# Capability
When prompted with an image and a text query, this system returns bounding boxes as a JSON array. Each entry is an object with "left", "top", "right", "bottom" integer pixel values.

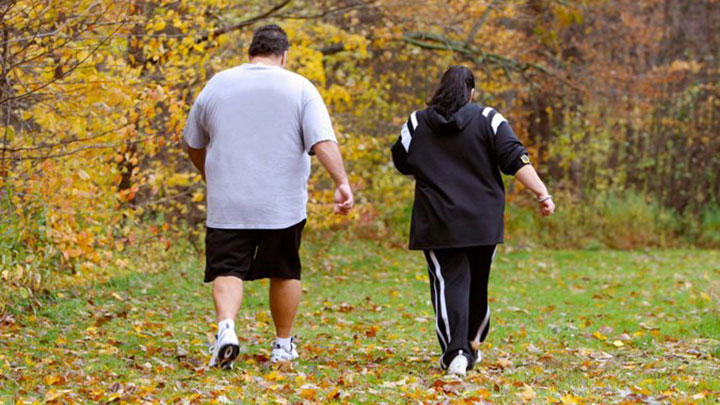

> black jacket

[{"left": 391, "top": 103, "right": 530, "bottom": 250}]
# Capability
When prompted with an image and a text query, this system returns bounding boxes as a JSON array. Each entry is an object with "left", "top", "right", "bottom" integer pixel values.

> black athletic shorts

[{"left": 204, "top": 219, "right": 306, "bottom": 283}]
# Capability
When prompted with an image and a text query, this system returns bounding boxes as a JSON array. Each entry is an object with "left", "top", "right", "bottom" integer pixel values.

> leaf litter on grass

[{"left": 1, "top": 243, "right": 719, "bottom": 403}]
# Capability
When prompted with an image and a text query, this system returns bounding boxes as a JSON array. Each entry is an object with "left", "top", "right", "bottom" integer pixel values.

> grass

[{"left": 1, "top": 240, "right": 719, "bottom": 404}]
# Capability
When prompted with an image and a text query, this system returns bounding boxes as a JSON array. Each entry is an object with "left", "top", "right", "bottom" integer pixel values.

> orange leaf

[{"left": 300, "top": 388, "right": 317, "bottom": 401}]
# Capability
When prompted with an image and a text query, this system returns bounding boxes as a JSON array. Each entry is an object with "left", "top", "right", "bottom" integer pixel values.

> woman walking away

[{"left": 390, "top": 66, "right": 555, "bottom": 377}]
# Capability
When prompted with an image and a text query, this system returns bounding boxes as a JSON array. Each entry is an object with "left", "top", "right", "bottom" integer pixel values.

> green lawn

[{"left": 1, "top": 241, "right": 719, "bottom": 404}]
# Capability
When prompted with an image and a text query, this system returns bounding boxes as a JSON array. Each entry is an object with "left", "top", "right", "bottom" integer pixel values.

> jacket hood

[{"left": 425, "top": 103, "right": 479, "bottom": 135}]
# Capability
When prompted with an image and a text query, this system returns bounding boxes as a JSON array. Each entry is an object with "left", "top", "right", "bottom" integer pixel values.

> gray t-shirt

[{"left": 183, "top": 63, "right": 337, "bottom": 229}]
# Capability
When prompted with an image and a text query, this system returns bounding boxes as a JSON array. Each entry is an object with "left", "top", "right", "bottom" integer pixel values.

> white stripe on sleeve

[
  {"left": 400, "top": 122, "right": 412, "bottom": 152},
  {"left": 491, "top": 112, "right": 507, "bottom": 134},
  {"left": 482, "top": 107, "right": 508, "bottom": 135},
  {"left": 410, "top": 111, "right": 418, "bottom": 131}
]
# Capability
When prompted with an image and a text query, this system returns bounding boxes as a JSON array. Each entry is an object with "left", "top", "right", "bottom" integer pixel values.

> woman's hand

[
  {"left": 538, "top": 195, "right": 555, "bottom": 217},
  {"left": 514, "top": 165, "right": 555, "bottom": 217}
]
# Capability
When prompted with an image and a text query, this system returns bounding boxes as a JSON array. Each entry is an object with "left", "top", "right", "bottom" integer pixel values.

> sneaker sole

[{"left": 217, "top": 343, "right": 239, "bottom": 370}]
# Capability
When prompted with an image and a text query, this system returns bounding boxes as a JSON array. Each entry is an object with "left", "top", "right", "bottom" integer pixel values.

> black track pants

[{"left": 423, "top": 245, "right": 495, "bottom": 368}]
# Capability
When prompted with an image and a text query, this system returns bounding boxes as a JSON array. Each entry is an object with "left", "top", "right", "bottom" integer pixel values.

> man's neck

[{"left": 249, "top": 56, "right": 282, "bottom": 67}]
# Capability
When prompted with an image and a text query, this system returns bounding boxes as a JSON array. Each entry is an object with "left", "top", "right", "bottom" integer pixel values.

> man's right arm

[
  {"left": 187, "top": 146, "right": 206, "bottom": 182},
  {"left": 183, "top": 90, "right": 209, "bottom": 181},
  {"left": 312, "top": 140, "right": 353, "bottom": 215}
]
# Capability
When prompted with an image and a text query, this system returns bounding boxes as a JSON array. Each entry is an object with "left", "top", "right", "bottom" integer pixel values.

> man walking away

[{"left": 183, "top": 24, "right": 353, "bottom": 370}]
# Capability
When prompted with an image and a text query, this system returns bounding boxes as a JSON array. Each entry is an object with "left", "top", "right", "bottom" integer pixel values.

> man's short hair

[{"left": 248, "top": 24, "right": 289, "bottom": 57}]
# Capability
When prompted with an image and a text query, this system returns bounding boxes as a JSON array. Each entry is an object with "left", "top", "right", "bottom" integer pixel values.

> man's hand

[
  {"left": 333, "top": 183, "right": 354, "bottom": 215},
  {"left": 313, "top": 141, "right": 354, "bottom": 215},
  {"left": 538, "top": 196, "right": 555, "bottom": 217}
]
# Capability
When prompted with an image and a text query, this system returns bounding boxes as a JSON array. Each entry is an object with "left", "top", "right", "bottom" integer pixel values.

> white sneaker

[
  {"left": 208, "top": 323, "right": 239, "bottom": 370},
  {"left": 447, "top": 351, "right": 469, "bottom": 377},
  {"left": 270, "top": 338, "right": 299, "bottom": 363}
]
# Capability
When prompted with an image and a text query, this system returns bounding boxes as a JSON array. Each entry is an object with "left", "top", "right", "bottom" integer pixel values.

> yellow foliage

[{"left": 3, "top": 0, "right": 715, "bottom": 307}]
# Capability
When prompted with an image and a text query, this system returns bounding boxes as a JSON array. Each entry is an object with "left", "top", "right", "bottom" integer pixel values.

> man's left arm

[
  {"left": 312, "top": 140, "right": 353, "bottom": 215},
  {"left": 301, "top": 84, "right": 353, "bottom": 215}
]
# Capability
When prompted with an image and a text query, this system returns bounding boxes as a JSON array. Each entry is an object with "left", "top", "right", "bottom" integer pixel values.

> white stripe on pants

[
  {"left": 427, "top": 268, "right": 448, "bottom": 350},
  {"left": 429, "top": 251, "right": 451, "bottom": 347}
]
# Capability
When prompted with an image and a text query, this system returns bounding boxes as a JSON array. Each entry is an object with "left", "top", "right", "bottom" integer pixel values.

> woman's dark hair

[
  {"left": 248, "top": 24, "right": 289, "bottom": 57},
  {"left": 428, "top": 66, "right": 475, "bottom": 118}
]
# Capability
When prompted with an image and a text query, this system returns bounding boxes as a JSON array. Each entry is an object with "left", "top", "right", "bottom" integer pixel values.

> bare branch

[
  {"left": 402, "top": 31, "right": 548, "bottom": 74},
  {"left": 0, "top": 18, "right": 125, "bottom": 106},
  {"left": 320, "top": 43, "right": 345, "bottom": 55},
  {"left": 463, "top": 0, "right": 502, "bottom": 48},
  {"left": 195, "top": 0, "right": 292, "bottom": 44},
  {"left": 0, "top": 0, "right": 103, "bottom": 45},
  {"left": 0, "top": 0, "right": 19, "bottom": 24},
  {"left": 11, "top": 134, "right": 160, "bottom": 161},
  {"left": 275, "top": 1, "right": 373, "bottom": 20},
  {"left": 3, "top": 3, "right": 121, "bottom": 84},
  {"left": 1, "top": 124, "right": 129, "bottom": 152}
]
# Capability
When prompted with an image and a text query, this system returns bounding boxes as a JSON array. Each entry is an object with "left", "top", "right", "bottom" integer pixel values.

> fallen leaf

[
  {"left": 43, "top": 375, "right": 61, "bottom": 386},
  {"left": 300, "top": 388, "right": 317, "bottom": 401},
  {"left": 593, "top": 331, "right": 607, "bottom": 340},
  {"left": 519, "top": 384, "right": 536, "bottom": 402},
  {"left": 497, "top": 358, "right": 512, "bottom": 369},
  {"left": 366, "top": 325, "right": 379, "bottom": 338},
  {"left": 44, "top": 389, "right": 71, "bottom": 401}
]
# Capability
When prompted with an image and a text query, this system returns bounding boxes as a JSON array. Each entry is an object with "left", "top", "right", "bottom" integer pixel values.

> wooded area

[
  {"left": 1, "top": 2, "right": 719, "bottom": 403},
  {"left": 1, "top": 0, "right": 719, "bottom": 300}
]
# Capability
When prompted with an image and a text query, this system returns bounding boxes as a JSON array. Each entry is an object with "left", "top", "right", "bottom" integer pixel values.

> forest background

[{"left": 1, "top": 0, "right": 719, "bottom": 307}]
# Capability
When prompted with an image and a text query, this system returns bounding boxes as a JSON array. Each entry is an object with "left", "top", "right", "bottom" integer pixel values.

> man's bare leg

[
  {"left": 213, "top": 276, "right": 244, "bottom": 321},
  {"left": 209, "top": 276, "right": 243, "bottom": 368},
  {"left": 269, "top": 278, "right": 301, "bottom": 338}
]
